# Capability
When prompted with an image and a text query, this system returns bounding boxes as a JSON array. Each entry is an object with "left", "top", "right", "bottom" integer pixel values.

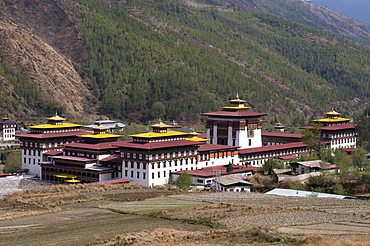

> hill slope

[
  {"left": 0, "top": 0, "right": 97, "bottom": 121},
  {"left": 1, "top": 0, "right": 370, "bottom": 125}
]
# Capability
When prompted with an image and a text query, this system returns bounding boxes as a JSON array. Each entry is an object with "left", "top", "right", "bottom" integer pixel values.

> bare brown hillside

[{"left": 0, "top": 0, "right": 97, "bottom": 120}]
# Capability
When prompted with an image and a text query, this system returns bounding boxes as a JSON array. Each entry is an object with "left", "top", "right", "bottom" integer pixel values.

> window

[
  {"left": 143, "top": 173, "right": 146, "bottom": 179},
  {"left": 137, "top": 172, "right": 140, "bottom": 178},
  {"left": 163, "top": 171, "right": 166, "bottom": 177},
  {"left": 152, "top": 173, "right": 154, "bottom": 179},
  {"left": 158, "top": 172, "right": 160, "bottom": 178},
  {"left": 131, "top": 171, "right": 134, "bottom": 178},
  {"left": 137, "top": 163, "right": 140, "bottom": 169}
]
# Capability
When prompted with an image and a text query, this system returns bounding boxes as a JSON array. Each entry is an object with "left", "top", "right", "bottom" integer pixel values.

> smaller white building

[
  {"left": 216, "top": 174, "right": 253, "bottom": 192},
  {"left": 0, "top": 118, "right": 16, "bottom": 141}
]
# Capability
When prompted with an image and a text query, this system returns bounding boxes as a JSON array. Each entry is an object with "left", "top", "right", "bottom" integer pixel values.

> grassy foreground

[{"left": 1, "top": 183, "right": 370, "bottom": 245}]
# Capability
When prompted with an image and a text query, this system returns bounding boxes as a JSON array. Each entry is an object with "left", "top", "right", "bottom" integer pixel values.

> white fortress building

[{"left": 15, "top": 96, "right": 358, "bottom": 186}]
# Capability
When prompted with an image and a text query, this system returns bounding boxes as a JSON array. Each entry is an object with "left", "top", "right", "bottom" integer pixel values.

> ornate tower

[{"left": 202, "top": 94, "right": 266, "bottom": 149}]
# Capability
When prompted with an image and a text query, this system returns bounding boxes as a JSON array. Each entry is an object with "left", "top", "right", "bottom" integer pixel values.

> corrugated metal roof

[
  {"left": 265, "top": 188, "right": 352, "bottom": 199},
  {"left": 217, "top": 175, "right": 252, "bottom": 186}
]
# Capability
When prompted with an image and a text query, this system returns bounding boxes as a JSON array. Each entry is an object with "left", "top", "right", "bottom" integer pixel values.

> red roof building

[
  {"left": 171, "top": 164, "right": 258, "bottom": 187},
  {"left": 300, "top": 110, "right": 356, "bottom": 150},
  {"left": 239, "top": 142, "right": 313, "bottom": 166},
  {"left": 16, "top": 113, "right": 90, "bottom": 177},
  {"left": 202, "top": 94, "right": 266, "bottom": 149},
  {"left": 262, "top": 132, "right": 303, "bottom": 146}
]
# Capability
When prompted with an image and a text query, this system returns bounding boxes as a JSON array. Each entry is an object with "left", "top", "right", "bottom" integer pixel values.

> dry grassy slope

[
  {"left": 0, "top": 0, "right": 97, "bottom": 120},
  {"left": 303, "top": 2, "right": 370, "bottom": 40},
  {"left": 250, "top": 0, "right": 370, "bottom": 41}
]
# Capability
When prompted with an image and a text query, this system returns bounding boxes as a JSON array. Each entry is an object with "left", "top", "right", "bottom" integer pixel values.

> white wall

[{"left": 99, "top": 173, "right": 111, "bottom": 182}]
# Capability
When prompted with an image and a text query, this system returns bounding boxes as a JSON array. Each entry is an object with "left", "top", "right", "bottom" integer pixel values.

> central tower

[{"left": 201, "top": 94, "right": 267, "bottom": 149}]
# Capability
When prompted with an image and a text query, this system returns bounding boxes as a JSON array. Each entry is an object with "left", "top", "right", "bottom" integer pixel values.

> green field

[{"left": 101, "top": 197, "right": 213, "bottom": 215}]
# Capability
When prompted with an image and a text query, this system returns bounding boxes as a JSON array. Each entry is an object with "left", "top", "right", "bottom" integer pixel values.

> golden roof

[
  {"left": 47, "top": 112, "right": 66, "bottom": 121},
  {"left": 185, "top": 137, "right": 209, "bottom": 142},
  {"left": 223, "top": 106, "right": 250, "bottom": 110},
  {"left": 313, "top": 117, "right": 351, "bottom": 123},
  {"left": 130, "top": 130, "right": 188, "bottom": 138},
  {"left": 65, "top": 179, "right": 81, "bottom": 183},
  {"left": 189, "top": 129, "right": 199, "bottom": 136},
  {"left": 54, "top": 174, "right": 78, "bottom": 179},
  {"left": 149, "top": 121, "right": 173, "bottom": 129},
  {"left": 29, "top": 123, "right": 83, "bottom": 129},
  {"left": 325, "top": 110, "right": 341, "bottom": 116},
  {"left": 229, "top": 93, "right": 246, "bottom": 104},
  {"left": 93, "top": 122, "right": 109, "bottom": 131}
]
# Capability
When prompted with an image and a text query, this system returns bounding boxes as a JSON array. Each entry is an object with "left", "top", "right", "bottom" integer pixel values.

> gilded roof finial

[{"left": 236, "top": 93, "right": 239, "bottom": 99}]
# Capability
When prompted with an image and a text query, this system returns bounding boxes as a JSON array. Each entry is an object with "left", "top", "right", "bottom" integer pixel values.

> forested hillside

[
  {"left": 1, "top": 0, "right": 370, "bottom": 126},
  {"left": 72, "top": 0, "right": 370, "bottom": 123}
]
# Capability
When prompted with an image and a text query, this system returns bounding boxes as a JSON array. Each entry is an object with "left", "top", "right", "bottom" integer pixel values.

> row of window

[
  {"left": 23, "top": 157, "right": 41, "bottom": 165},
  {"left": 43, "top": 168, "right": 100, "bottom": 178},
  {"left": 0, "top": 125, "right": 15, "bottom": 128},
  {"left": 242, "top": 148, "right": 307, "bottom": 160},
  {"left": 23, "top": 140, "right": 80, "bottom": 148},
  {"left": 121, "top": 150, "right": 197, "bottom": 160},
  {"left": 24, "top": 149, "right": 42, "bottom": 156},
  {"left": 123, "top": 167, "right": 194, "bottom": 180},
  {"left": 323, "top": 132, "right": 355, "bottom": 138},
  {"left": 31, "top": 128, "right": 78, "bottom": 134},
  {"left": 332, "top": 138, "right": 356, "bottom": 145},
  {"left": 64, "top": 151, "right": 97, "bottom": 159},
  {"left": 123, "top": 158, "right": 196, "bottom": 170},
  {"left": 2, "top": 129, "right": 14, "bottom": 133}
]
